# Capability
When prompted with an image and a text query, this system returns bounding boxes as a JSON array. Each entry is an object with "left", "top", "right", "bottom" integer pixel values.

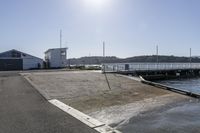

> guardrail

[{"left": 103, "top": 63, "right": 200, "bottom": 72}]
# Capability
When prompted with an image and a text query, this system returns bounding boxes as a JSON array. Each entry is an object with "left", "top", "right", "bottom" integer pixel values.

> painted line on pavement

[{"left": 49, "top": 99, "right": 122, "bottom": 133}]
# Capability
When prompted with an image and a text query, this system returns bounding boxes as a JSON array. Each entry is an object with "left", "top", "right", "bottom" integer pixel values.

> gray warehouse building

[{"left": 0, "top": 49, "right": 43, "bottom": 71}]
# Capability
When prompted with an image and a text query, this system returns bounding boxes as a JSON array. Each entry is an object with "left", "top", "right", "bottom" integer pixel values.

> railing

[{"left": 103, "top": 63, "right": 200, "bottom": 72}]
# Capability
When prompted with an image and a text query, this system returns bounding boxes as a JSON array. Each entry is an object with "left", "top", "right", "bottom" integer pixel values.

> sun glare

[{"left": 83, "top": 0, "right": 111, "bottom": 11}]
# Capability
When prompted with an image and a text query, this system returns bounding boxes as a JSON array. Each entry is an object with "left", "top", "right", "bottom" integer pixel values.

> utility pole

[
  {"left": 190, "top": 48, "right": 192, "bottom": 69},
  {"left": 190, "top": 48, "right": 192, "bottom": 63},
  {"left": 102, "top": 41, "right": 111, "bottom": 90},
  {"left": 156, "top": 45, "right": 159, "bottom": 70},
  {"left": 102, "top": 41, "right": 106, "bottom": 72},
  {"left": 60, "top": 29, "right": 62, "bottom": 49},
  {"left": 102, "top": 41, "right": 106, "bottom": 73},
  {"left": 103, "top": 41, "right": 105, "bottom": 57},
  {"left": 156, "top": 45, "right": 159, "bottom": 63},
  {"left": 64, "top": 41, "right": 69, "bottom": 68},
  {"left": 60, "top": 29, "right": 62, "bottom": 67}
]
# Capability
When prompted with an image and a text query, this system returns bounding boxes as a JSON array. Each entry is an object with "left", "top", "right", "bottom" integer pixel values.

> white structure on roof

[
  {"left": 45, "top": 48, "right": 68, "bottom": 68},
  {"left": 0, "top": 49, "right": 43, "bottom": 70}
]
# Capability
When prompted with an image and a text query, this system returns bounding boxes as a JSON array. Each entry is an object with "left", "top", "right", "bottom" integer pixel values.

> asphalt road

[{"left": 0, "top": 72, "right": 98, "bottom": 133}]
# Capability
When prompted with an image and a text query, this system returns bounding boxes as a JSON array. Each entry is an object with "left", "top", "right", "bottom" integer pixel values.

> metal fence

[{"left": 103, "top": 63, "right": 200, "bottom": 72}]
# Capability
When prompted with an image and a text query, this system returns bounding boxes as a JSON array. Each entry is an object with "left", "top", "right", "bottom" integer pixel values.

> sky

[{"left": 1, "top": 0, "right": 200, "bottom": 59}]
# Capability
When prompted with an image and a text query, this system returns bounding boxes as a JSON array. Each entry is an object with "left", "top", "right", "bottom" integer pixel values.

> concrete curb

[
  {"left": 139, "top": 76, "right": 200, "bottom": 99},
  {"left": 21, "top": 73, "right": 51, "bottom": 100},
  {"left": 118, "top": 74, "right": 141, "bottom": 82}
]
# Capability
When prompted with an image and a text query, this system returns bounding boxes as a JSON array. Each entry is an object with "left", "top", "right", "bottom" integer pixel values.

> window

[{"left": 61, "top": 51, "right": 66, "bottom": 56}]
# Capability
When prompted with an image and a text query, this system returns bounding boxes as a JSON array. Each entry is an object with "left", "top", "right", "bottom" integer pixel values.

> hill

[{"left": 68, "top": 55, "right": 200, "bottom": 65}]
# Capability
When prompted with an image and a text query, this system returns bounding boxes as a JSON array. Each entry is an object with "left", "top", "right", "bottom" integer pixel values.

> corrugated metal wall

[
  {"left": 0, "top": 59, "right": 23, "bottom": 71},
  {"left": 23, "top": 58, "right": 43, "bottom": 70}
]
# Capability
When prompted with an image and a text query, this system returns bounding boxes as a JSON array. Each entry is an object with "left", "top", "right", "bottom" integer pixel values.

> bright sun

[{"left": 83, "top": 0, "right": 111, "bottom": 10}]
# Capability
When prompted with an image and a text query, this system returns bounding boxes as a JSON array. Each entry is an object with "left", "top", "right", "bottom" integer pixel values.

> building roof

[
  {"left": 45, "top": 48, "right": 68, "bottom": 54},
  {"left": 0, "top": 49, "right": 43, "bottom": 60}
]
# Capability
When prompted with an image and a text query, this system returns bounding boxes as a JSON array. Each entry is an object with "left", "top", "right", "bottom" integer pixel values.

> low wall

[
  {"left": 140, "top": 76, "right": 200, "bottom": 99},
  {"left": 113, "top": 69, "right": 200, "bottom": 81}
]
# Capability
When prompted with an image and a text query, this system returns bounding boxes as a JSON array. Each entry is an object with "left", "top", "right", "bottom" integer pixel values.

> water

[
  {"left": 119, "top": 102, "right": 200, "bottom": 133},
  {"left": 156, "top": 78, "right": 200, "bottom": 94},
  {"left": 118, "top": 77, "right": 200, "bottom": 133}
]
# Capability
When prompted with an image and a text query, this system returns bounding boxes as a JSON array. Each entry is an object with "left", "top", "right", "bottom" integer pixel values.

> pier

[
  {"left": 103, "top": 63, "right": 200, "bottom": 98},
  {"left": 103, "top": 63, "right": 200, "bottom": 80}
]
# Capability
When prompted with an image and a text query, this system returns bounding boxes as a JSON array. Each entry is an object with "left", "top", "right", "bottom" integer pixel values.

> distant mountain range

[{"left": 68, "top": 55, "right": 200, "bottom": 65}]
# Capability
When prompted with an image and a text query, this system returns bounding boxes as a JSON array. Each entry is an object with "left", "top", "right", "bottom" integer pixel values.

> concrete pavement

[
  {"left": 0, "top": 72, "right": 98, "bottom": 133},
  {"left": 22, "top": 71, "right": 200, "bottom": 133}
]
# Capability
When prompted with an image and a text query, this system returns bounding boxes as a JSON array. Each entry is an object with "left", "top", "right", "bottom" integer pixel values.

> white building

[
  {"left": 45, "top": 48, "right": 67, "bottom": 68},
  {"left": 0, "top": 49, "right": 43, "bottom": 71}
]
